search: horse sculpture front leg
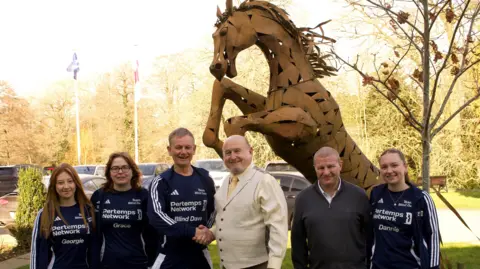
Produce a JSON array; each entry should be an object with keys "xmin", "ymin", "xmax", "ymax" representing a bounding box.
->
[
  {"xmin": 203, "ymin": 78, "xmax": 267, "ymax": 156},
  {"xmin": 223, "ymin": 107, "xmax": 317, "ymax": 141}
]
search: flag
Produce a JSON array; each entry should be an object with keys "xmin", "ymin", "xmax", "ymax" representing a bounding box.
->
[
  {"xmin": 134, "ymin": 60, "xmax": 139, "ymax": 84},
  {"xmin": 66, "ymin": 53, "xmax": 80, "ymax": 80}
]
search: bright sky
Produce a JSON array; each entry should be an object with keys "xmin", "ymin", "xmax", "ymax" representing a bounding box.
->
[{"xmin": 0, "ymin": 0, "xmax": 347, "ymax": 97}]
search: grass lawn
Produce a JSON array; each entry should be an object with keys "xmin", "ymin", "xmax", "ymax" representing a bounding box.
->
[
  {"xmin": 16, "ymin": 242, "xmax": 480, "ymax": 269},
  {"xmin": 428, "ymin": 190, "xmax": 480, "ymax": 210}
]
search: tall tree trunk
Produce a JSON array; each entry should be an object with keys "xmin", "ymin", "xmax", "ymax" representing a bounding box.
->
[
  {"xmin": 422, "ymin": 132, "xmax": 431, "ymax": 191},
  {"xmin": 422, "ymin": 0, "xmax": 431, "ymax": 191}
]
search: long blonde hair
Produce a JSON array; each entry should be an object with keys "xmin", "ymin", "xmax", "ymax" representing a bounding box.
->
[{"xmin": 39, "ymin": 163, "xmax": 96, "ymax": 238}]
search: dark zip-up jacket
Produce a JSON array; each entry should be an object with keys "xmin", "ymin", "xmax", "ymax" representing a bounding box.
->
[
  {"xmin": 91, "ymin": 188, "xmax": 157, "ymax": 269},
  {"xmin": 367, "ymin": 183, "xmax": 440, "ymax": 269},
  {"xmin": 31, "ymin": 204, "xmax": 97, "ymax": 269},
  {"xmin": 147, "ymin": 166, "xmax": 215, "ymax": 269}
]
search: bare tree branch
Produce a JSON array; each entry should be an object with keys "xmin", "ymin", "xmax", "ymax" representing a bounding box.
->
[
  {"xmin": 370, "ymin": 83, "xmax": 423, "ymax": 132},
  {"xmin": 409, "ymin": 74, "xmax": 424, "ymax": 89},
  {"xmin": 428, "ymin": 0, "xmax": 474, "ymax": 120},
  {"xmin": 429, "ymin": 0, "xmax": 452, "ymax": 31},
  {"xmin": 431, "ymin": 2, "xmax": 480, "ymax": 128},
  {"xmin": 366, "ymin": 0, "xmax": 424, "ymax": 36},
  {"xmin": 334, "ymin": 52, "xmax": 423, "ymax": 130},
  {"xmin": 432, "ymin": 92, "xmax": 480, "ymax": 137}
]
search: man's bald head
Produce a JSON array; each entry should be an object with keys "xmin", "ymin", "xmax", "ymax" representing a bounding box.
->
[
  {"xmin": 223, "ymin": 135, "xmax": 251, "ymax": 149},
  {"xmin": 313, "ymin": 147, "xmax": 341, "ymax": 162},
  {"xmin": 222, "ymin": 135, "xmax": 253, "ymax": 175}
]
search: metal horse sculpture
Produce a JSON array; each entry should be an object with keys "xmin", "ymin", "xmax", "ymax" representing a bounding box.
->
[{"xmin": 203, "ymin": 0, "xmax": 379, "ymax": 189}]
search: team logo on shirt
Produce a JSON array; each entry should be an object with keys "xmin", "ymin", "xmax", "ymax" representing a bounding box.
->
[
  {"xmin": 378, "ymin": 198, "xmax": 384, "ymax": 204},
  {"xmin": 54, "ymin": 216, "xmax": 62, "ymax": 222},
  {"xmin": 195, "ymin": 188, "xmax": 207, "ymax": 195},
  {"xmin": 201, "ymin": 200, "xmax": 207, "ymax": 212},
  {"xmin": 397, "ymin": 200, "xmax": 412, "ymax": 208},
  {"xmin": 52, "ymin": 224, "xmax": 86, "ymax": 236},
  {"xmin": 128, "ymin": 198, "xmax": 142, "ymax": 205},
  {"xmin": 105, "ymin": 199, "xmax": 111, "ymax": 204},
  {"xmin": 170, "ymin": 201, "xmax": 201, "ymax": 212},
  {"xmin": 102, "ymin": 209, "xmax": 136, "ymax": 220},
  {"xmin": 171, "ymin": 190, "xmax": 180, "ymax": 195}
]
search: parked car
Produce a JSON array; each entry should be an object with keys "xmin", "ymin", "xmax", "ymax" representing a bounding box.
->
[
  {"xmin": 0, "ymin": 164, "xmax": 42, "ymax": 197},
  {"xmin": 74, "ymin": 165, "xmax": 106, "ymax": 176},
  {"xmin": 138, "ymin": 163, "xmax": 170, "ymax": 190},
  {"xmin": 0, "ymin": 175, "xmax": 106, "ymax": 225},
  {"xmin": 193, "ymin": 159, "xmax": 229, "ymax": 189},
  {"xmin": 269, "ymin": 172, "xmax": 311, "ymax": 229},
  {"xmin": 264, "ymin": 161, "xmax": 303, "ymax": 177},
  {"xmin": 0, "ymin": 166, "xmax": 19, "ymax": 197}
]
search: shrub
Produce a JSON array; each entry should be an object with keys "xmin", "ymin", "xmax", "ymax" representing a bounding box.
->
[{"xmin": 8, "ymin": 167, "xmax": 46, "ymax": 250}]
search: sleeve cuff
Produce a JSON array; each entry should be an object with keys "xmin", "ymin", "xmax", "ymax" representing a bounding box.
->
[
  {"xmin": 187, "ymin": 226, "xmax": 196, "ymax": 238},
  {"xmin": 267, "ymin": 257, "xmax": 283, "ymax": 269},
  {"xmin": 209, "ymin": 225, "xmax": 216, "ymax": 238}
]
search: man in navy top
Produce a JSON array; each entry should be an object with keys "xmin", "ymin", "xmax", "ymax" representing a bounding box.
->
[{"xmin": 148, "ymin": 128, "xmax": 216, "ymax": 269}]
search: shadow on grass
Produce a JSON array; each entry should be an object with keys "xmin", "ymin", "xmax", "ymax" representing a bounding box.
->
[
  {"xmin": 208, "ymin": 245, "xmax": 293, "ymax": 269},
  {"xmin": 457, "ymin": 190, "xmax": 480, "ymax": 199},
  {"xmin": 209, "ymin": 244, "xmax": 480, "ymax": 269},
  {"xmin": 442, "ymin": 244, "xmax": 480, "ymax": 269},
  {"xmin": 15, "ymin": 244, "xmax": 480, "ymax": 269}
]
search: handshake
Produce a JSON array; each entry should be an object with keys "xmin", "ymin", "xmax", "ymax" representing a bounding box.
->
[{"xmin": 192, "ymin": 224, "xmax": 215, "ymax": 245}]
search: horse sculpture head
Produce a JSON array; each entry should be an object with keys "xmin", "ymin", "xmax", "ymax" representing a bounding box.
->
[{"xmin": 210, "ymin": 0, "xmax": 258, "ymax": 81}]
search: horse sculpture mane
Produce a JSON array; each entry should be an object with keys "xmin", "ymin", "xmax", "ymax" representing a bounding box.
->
[
  {"xmin": 204, "ymin": 0, "xmax": 381, "ymax": 190},
  {"xmin": 215, "ymin": 1, "xmax": 337, "ymax": 79}
]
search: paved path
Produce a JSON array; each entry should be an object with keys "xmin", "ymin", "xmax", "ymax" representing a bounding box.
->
[
  {"xmin": 437, "ymin": 209, "xmax": 480, "ymax": 244},
  {"xmin": 0, "ymin": 253, "xmax": 28, "ymax": 269}
]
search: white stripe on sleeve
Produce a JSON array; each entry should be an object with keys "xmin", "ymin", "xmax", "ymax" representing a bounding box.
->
[
  {"xmin": 30, "ymin": 209, "xmax": 43, "ymax": 269},
  {"xmin": 423, "ymin": 191, "xmax": 440, "ymax": 267},
  {"xmin": 150, "ymin": 176, "xmax": 176, "ymax": 225}
]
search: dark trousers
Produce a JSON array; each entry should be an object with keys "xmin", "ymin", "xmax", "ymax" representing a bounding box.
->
[{"xmin": 223, "ymin": 261, "xmax": 268, "ymax": 269}]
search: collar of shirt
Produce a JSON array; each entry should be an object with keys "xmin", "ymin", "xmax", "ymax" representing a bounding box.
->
[
  {"xmin": 317, "ymin": 179, "xmax": 342, "ymax": 202},
  {"xmin": 230, "ymin": 162, "xmax": 254, "ymax": 183}
]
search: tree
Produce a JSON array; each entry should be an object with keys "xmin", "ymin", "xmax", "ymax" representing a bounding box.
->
[
  {"xmin": 9, "ymin": 167, "xmax": 46, "ymax": 249},
  {"xmin": 335, "ymin": 0, "xmax": 480, "ymax": 190},
  {"xmin": 0, "ymin": 81, "xmax": 43, "ymax": 165},
  {"xmin": 37, "ymin": 81, "xmax": 75, "ymax": 164}
]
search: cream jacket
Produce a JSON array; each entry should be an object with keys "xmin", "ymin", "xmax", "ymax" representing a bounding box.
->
[{"xmin": 213, "ymin": 163, "xmax": 288, "ymax": 269}]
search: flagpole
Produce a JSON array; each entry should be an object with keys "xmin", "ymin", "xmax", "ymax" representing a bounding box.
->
[
  {"xmin": 134, "ymin": 81, "xmax": 139, "ymax": 163},
  {"xmin": 74, "ymin": 79, "xmax": 82, "ymax": 165},
  {"xmin": 133, "ymin": 44, "xmax": 139, "ymax": 163}
]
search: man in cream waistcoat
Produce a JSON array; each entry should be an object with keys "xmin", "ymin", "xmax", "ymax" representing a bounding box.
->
[{"xmin": 212, "ymin": 135, "xmax": 288, "ymax": 269}]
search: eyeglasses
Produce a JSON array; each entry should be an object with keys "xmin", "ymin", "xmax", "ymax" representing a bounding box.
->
[{"xmin": 111, "ymin": 166, "xmax": 131, "ymax": 173}]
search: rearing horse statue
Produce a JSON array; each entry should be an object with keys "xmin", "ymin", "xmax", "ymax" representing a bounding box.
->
[{"xmin": 202, "ymin": 0, "xmax": 379, "ymax": 189}]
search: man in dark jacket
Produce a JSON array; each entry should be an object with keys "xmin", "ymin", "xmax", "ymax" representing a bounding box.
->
[
  {"xmin": 147, "ymin": 128, "xmax": 216, "ymax": 269},
  {"xmin": 291, "ymin": 146, "xmax": 370, "ymax": 269}
]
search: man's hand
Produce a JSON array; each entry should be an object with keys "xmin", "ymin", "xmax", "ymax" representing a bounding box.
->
[{"xmin": 192, "ymin": 224, "xmax": 215, "ymax": 245}]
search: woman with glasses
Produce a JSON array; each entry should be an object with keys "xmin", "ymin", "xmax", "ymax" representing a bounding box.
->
[
  {"xmin": 91, "ymin": 152, "xmax": 156, "ymax": 269},
  {"xmin": 31, "ymin": 163, "xmax": 98, "ymax": 269}
]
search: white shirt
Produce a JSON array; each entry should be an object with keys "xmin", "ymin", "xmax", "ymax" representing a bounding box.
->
[{"xmin": 317, "ymin": 179, "xmax": 342, "ymax": 204}]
